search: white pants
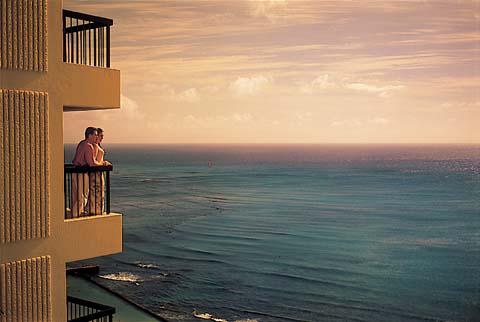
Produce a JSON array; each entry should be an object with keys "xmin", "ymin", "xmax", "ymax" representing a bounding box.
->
[{"xmin": 70, "ymin": 173, "xmax": 89, "ymax": 218}]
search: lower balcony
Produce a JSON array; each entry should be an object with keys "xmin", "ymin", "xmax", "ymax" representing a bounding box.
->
[
  {"xmin": 67, "ymin": 296, "xmax": 115, "ymax": 322},
  {"xmin": 63, "ymin": 163, "xmax": 122, "ymax": 261},
  {"xmin": 67, "ymin": 274, "xmax": 160, "ymax": 322}
]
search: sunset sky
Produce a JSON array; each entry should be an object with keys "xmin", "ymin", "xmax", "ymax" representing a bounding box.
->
[{"xmin": 63, "ymin": 0, "xmax": 480, "ymax": 144}]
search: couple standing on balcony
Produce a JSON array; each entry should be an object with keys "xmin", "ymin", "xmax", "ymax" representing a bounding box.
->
[{"xmin": 71, "ymin": 127, "xmax": 111, "ymax": 217}]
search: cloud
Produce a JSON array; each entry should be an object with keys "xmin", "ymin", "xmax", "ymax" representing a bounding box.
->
[
  {"xmin": 368, "ymin": 117, "xmax": 390, "ymax": 125},
  {"xmin": 201, "ymin": 85, "xmax": 221, "ymax": 94},
  {"xmin": 344, "ymin": 83, "xmax": 405, "ymax": 97},
  {"xmin": 330, "ymin": 119, "xmax": 363, "ymax": 127},
  {"xmin": 144, "ymin": 83, "xmax": 176, "ymax": 97},
  {"xmin": 177, "ymin": 88, "xmax": 199, "ymax": 103},
  {"xmin": 118, "ymin": 94, "xmax": 145, "ymax": 120},
  {"xmin": 439, "ymin": 100, "xmax": 480, "ymax": 111},
  {"xmin": 330, "ymin": 117, "xmax": 391, "ymax": 127},
  {"xmin": 300, "ymin": 74, "xmax": 336, "ymax": 93},
  {"xmin": 183, "ymin": 113, "xmax": 254, "ymax": 128},
  {"xmin": 312, "ymin": 75, "xmax": 336, "ymax": 89},
  {"xmin": 233, "ymin": 113, "xmax": 253, "ymax": 123},
  {"xmin": 295, "ymin": 111, "xmax": 313, "ymax": 122},
  {"xmin": 83, "ymin": 94, "xmax": 144, "ymax": 122},
  {"xmin": 250, "ymin": 0, "xmax": 288, "ymax": 20},
  {"xmin": 300, "ymin": 76, "xmax": 403, "ymax": 98},
  {"xmin": 143, "ymin": 83, "xmax": 200, "ymax": 103},
  {"xmin": 229, "ymin": 75, "xmax": 272, "ymax": 97}
]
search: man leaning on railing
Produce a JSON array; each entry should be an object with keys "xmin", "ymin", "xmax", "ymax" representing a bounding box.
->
[{"xmin": 71, "ymin": 127, "xmax": 111, "ymax": 217}]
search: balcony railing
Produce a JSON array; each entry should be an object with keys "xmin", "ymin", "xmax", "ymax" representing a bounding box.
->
[
  {"xmin": 64, "ymin": 164, "xmax": 112, "ymax": 219},
  {"xmin": 67, "ymin": 296, "xmax": 115, "ymax": 322},
  {"xmin": 63, "ymin": 10, "xmax": 113, "ymax": 67}
]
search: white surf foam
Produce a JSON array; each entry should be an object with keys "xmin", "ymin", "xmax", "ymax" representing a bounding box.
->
[
  {"xmin": 193, "ymin": 311, "xmax": 228, "ymax": 322},
  {"xmin": 99, "ymin": 272, "xmax": 143, "ymax": 283},
  {"xmin": 136, "ymin": 263, "xmax": 161, "ymax": 269}
]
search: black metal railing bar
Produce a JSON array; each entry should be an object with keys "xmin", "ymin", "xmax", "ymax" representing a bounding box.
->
[
  {"xmin": 67, "ymin": 296, "xmax": 115, "ymax": 322},
  {"xmin": 64, "ymin": 164, "xmax": 112, "ymax": 219},
  {"xmin": 63, "ymin": 9, "xmax": 113, "ymax": 67}
]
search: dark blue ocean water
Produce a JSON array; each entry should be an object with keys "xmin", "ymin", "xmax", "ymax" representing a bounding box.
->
[{"xmin": 65, "ymin": 144, "xmax": 480, "ymax": 322}]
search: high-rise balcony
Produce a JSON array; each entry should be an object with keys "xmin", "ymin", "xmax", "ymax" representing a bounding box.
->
[
  {"xmin": 63, "ymin": 10, "xmax": 113, "ymax": 68},
  {"xmin": 60, "ymin": 9, "xmax": 120, "ymax": 111}
]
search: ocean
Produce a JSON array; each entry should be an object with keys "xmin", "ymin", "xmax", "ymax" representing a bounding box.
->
[{"xmin": 64, "ymin": 144, "xmax": 480, "ymax": 322}]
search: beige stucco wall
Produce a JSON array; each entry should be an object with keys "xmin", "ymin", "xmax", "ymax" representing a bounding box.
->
[{"xmin": 0, "ymin": 1, "xmax": 122, "ymax": 321}]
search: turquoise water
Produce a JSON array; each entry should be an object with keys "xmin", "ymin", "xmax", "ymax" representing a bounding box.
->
[{"xmin": 66, "ymin": 144, "xmax": 480, "ymax": 322}]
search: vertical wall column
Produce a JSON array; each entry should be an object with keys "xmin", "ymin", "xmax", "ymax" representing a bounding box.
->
[
  {"xmin": 0, "ymin": 0, "xmax": 48, "ymax": 71},
  {"xmin": 0, "ymin": 90, "xmax": 50, "ymax": 244}
]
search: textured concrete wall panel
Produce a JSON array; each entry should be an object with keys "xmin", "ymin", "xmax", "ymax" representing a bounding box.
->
[
  {"xmin": 0, "ymin": 90, "xmax": 49, "ymax": 243},
  {"xmin": 0, "ymin": 256, "xmax": 51, "ymax": 322},
  {"xmin": 0, "ymin": 0, "xmax": 48, "ymax": 71}
]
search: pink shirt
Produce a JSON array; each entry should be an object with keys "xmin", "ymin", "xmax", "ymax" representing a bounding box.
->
[{"xmin": 72, "ymin": 140, "xmax": 96, "ymax": 166}]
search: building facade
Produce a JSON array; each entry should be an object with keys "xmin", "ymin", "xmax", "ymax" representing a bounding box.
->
[{"xmin": 0, "ymin": 0, "xmax": 122, "ymax": 321}]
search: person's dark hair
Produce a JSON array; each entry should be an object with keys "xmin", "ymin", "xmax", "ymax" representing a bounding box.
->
[{"xmin": 85, "ymin": 127, "xmax": 98, "ymax": 139}]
